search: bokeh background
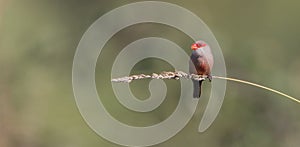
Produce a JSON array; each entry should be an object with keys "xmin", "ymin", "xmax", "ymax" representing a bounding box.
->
[{"xmin": 1, "ymin": 0, "xmax": 300, "ymax": 147}]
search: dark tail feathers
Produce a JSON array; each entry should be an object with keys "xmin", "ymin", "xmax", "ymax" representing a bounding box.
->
[{"xmin": 192, "ymin": 80, "xmax": 203, "ymax": 98}]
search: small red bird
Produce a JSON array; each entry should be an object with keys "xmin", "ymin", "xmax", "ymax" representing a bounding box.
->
[{"xmin": 189, "ymin": 40, "xmax": 214, "ymax": 98}]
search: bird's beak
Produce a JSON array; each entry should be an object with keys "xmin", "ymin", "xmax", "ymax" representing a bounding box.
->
[{"xmin": 191, "ymin": 43, "xmax": 198, "ymax": 50}]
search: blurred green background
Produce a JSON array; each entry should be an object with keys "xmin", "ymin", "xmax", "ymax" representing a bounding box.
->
[{"xmin": 1, "ymin": 0, "xmax": 300, "ymax": 147}]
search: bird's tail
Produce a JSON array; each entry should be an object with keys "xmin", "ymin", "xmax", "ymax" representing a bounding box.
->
[{"xmin": 193, "ymin": 80, "xmax": 203, "ymax": 98}]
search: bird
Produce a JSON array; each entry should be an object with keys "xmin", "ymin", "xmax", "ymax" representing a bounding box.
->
[{"xmin": 189, "ymin": 40, "xmax": 214, "ymax": 98}]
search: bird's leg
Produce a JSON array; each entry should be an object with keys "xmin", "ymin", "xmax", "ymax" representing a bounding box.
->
[{"xmin": 208, "ymin": 74, "xmax": 212, "ymax": 82}]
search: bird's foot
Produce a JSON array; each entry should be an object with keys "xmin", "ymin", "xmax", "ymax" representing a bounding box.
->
[{"xmin": 208, "ymin": 75, "xmax": 212, "ymax": 82}]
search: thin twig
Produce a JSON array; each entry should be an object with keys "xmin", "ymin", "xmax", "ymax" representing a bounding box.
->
[
  {"xmin": 111, "ymin": 71, "xmax": 207, "ymax": 83},
  {"xmin": 213, "ymin": 76, "xmax": 300, "ymax": 104},
  {"xmin": 111, "ymin": 71, "xmax": 300, "ymax": 105}
]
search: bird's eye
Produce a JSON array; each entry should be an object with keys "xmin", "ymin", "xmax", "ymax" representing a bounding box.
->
[{"xmin": 199, "ymin": 43, "xmax": 206, "ymax": 47}]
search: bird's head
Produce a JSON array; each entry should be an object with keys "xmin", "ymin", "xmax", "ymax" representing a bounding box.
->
[{"xmin": 191, "ymin": 40, "xmax": 207, "ymax": 51}]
